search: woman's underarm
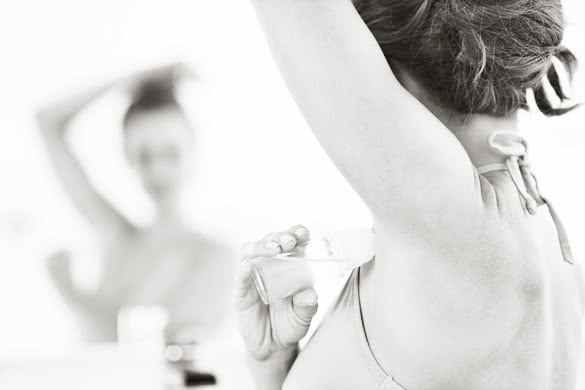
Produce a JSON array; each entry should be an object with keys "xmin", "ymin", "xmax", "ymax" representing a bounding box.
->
[{"xmin": 249, "ymin": 0, "xmax": 483, "ymax": 231}]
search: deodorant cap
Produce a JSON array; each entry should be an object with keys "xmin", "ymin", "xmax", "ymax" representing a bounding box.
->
[{"xmin": 324, "ymin": 227, "xmax": 375, "ymax": 272}]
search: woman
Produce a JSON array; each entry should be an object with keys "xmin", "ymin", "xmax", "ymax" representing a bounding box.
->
[
  {"xmin": 237, "ymin": 1, "xmax": 585, "ymax": 389},
  {"xmin": 37, "ymin": 64, "xmax": 234, "ymax": 343}
]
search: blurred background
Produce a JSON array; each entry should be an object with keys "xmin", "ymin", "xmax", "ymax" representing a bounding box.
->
[{"xmin": 0, "ymin": 0, "xmax": 583, "ymax": 388}]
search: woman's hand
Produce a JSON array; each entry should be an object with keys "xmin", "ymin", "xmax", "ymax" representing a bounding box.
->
[
  {"xmin": 45, "ymin": 250, "xmax": 75, "ymax": 295},
  {"xmin": 236, "ymin": 225, "xmax": 319, "ymax": 362}
]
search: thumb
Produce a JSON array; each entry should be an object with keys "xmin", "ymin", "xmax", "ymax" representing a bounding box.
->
[
  {"xmin": 235, "ymin": 261, "xmax": 260, "ymax": 310},
  {"xmin": 291, "ymin": 289, "xmax": 319, "ymax": 324}
]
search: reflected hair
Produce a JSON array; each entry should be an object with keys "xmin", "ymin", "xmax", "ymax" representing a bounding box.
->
[
  {"xmin": 353, "ymin": 0, "xmax": 578, "ymax": 116},
  {"xmin": 123, "ymin": 76, "xmax": 183, "ymax": 128}
]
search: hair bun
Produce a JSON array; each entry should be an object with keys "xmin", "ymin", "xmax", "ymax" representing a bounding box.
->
[
  {"xmin": 123, "ymin": 73, "xmax": 183, "ymax": 127},
  {"xmin": 132, "ymin": 75, "xmax": 178, "ymax": 109},
  {"xmin": 354, "ymin": 0, "xmax": 577, "ymax": 116}
]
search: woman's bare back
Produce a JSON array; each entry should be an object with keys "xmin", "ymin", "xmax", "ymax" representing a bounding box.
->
[{"xmin": 361, "ymin": 171, "xmax": 585, "ymax": 389}]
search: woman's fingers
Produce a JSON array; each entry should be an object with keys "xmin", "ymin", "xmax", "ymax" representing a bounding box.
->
[
  {"xmin": 237, "ymin": 225, "xmax": 312, "ymax": 310},
  {"xmin": 263, "ymin": 225, "xmax": 310, "ymax": 252},
  {"xmin": 240, "ymin": 239, "xmax": 282, "ymax": 261},
  {"xmin": 244, "ymin": 225, "xmax": 309, "ymax": 258},
  {"xmin": 238, "ymin": 235, "xmax": 288, "ymax": 310},
  {"xmin": 235, "ymin": 261, "xmax": 261, "ymax": 310},
  {"xmin": 288, "ymin": 225, "xmax": 310, "ymax": 244},
  {"xmin": 264, "ymin": 231, "xmax": 297, "ymax": 252},
  {"xmin": 291, "ymin": 288, "xmax": 319, "ymax": 324}
]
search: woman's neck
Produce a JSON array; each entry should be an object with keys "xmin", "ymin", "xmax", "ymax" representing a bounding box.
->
[
  {"xmin": 153, "ymin": 192, "xmax": 186, "ymax": 228},
  {"xmin": 396, "ymin": 66, "xmax": 522, "ymax": 167},
  {"xmin": 447, "ymin": 112, "xmax": 521, "ymax": 167}
]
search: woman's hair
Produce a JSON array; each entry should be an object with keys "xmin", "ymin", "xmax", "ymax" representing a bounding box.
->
[
  {"xmin": 123, "ymin": 75, "xmax": 183, "ymax": 128},
  {"xmin": 353, "ymin": 0, "xmax": 577, "ymax": 116}
]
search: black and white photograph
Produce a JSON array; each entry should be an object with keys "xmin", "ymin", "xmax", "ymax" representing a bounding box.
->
[{"xmin": 1, "ymin": 0, "xmax": 584, "ymax": 389}]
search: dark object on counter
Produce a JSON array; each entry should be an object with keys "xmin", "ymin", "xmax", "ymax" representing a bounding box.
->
[{"xmin": 184, "ymin": 371, "xmax": 217, "ymax": 387}]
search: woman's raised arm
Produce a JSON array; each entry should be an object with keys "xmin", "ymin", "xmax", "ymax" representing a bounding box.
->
[
  {"xmin": 36, "ymin": 64, "xmax": 190, "ymax": 246},
  {"xmin": 36, "ymin": 81, "xmax": 134, "ymax": 246},
  {"xmin": 250, "ymin": 0, "xmax": 484, "ymax": 234}
]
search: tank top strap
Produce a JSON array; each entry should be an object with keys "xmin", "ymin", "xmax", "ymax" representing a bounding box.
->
[
  {"xmin": 477, "ymin": 131, "xmax": 575, "ymax": 265},
  {"xmin": 351, "ymin": 269, "xmax": 409, "ymax": 390}
]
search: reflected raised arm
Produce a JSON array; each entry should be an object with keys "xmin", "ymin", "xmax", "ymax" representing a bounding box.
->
[
  {"xmin": 35, "ymin": 63, "xmax": 192, "ymax": 246},
  {"xmin": 36, "ymin": 79, "xmax": 134, "ymax": 247}
]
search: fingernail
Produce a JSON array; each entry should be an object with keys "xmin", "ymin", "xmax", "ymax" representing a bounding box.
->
[
  {"xmin": 295, "ymin": 228, "xmax": 309, "ymax": 238},
  {"xmin": 301, "ymin": 291, "xmax": 318, "ymax": 307},
  {"xmin": 280, "ymin": 234, "xmax": 295, "ymax": 247},
  {"xmin": 303, "ymin": 297, "xmax": 318, "ymax": 307},
  {"xmin": 265, "ymin": 241, "xmax": 280, "ymax": 250}
]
